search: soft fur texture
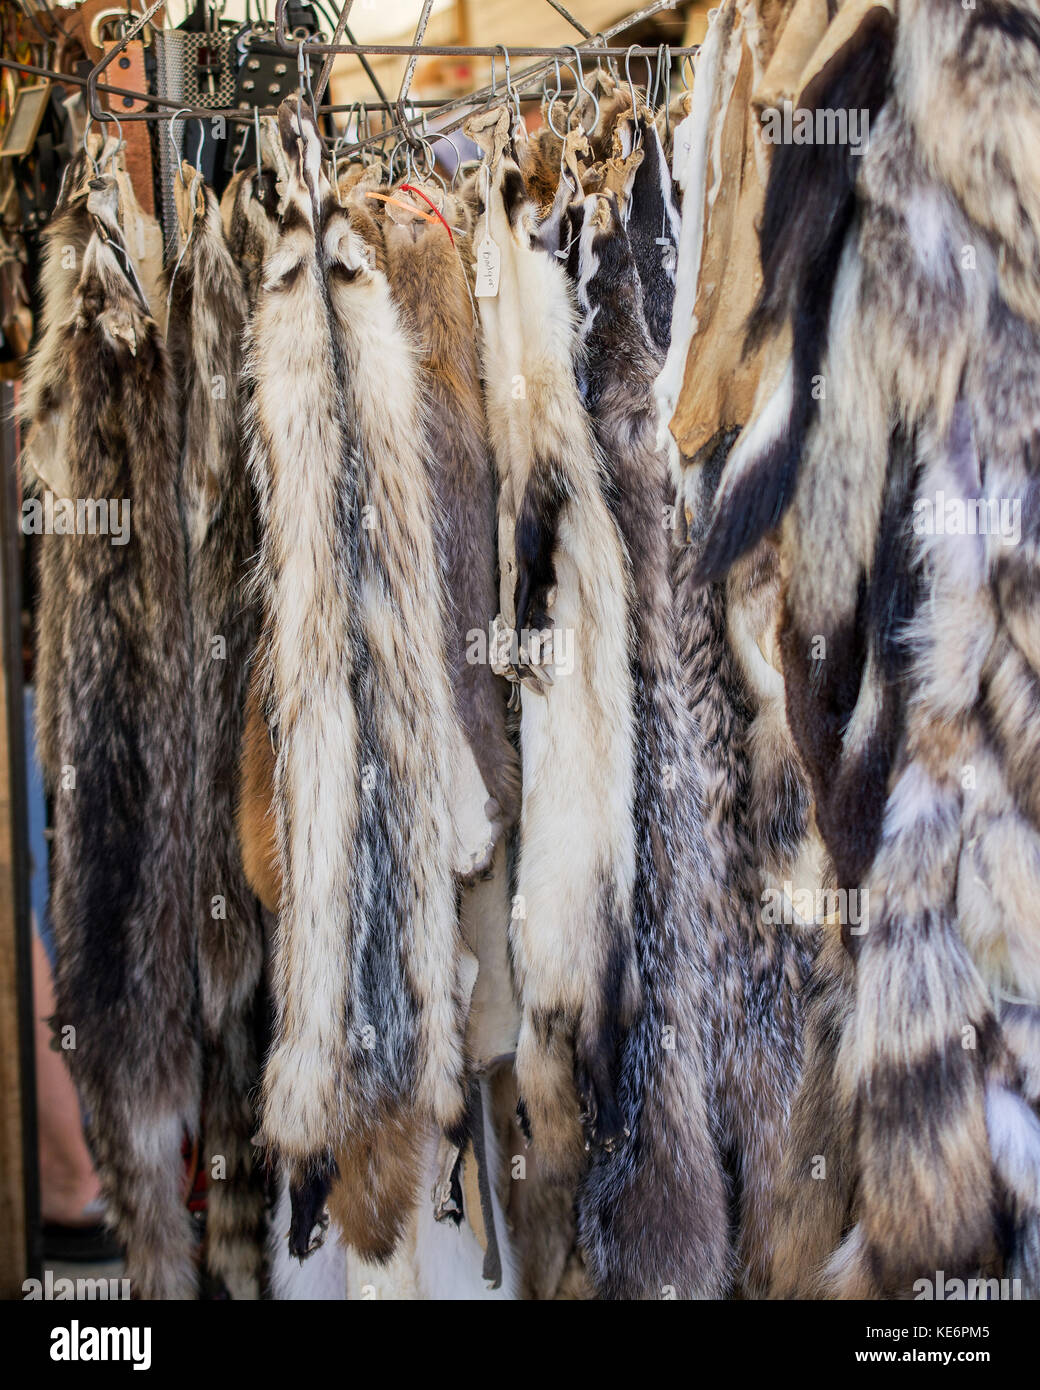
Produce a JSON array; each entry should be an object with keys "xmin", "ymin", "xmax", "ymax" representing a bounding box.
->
[
  {"xmin": 470, "ymin": 133, "xmax": 639, "ymax": 1181},
  {"xmin": 36, "ymin": 177, "xmax": 198, "ymax": 1299},
  {"xmin": 166, "ymin": 184, "xmax": 267, "ymax": 1298},
  {"xmin": 566, "ymin": 192, "xmax": 730, "ymax": 1299},
  {"xmin": 247, "ymin": 99, "xmax": 466, "ymax": 1262},
  {"xmin": 674, "ymin": 512, "xmax": 816, "ymax": 1296},
  {"xmin": 380, "ymin": 191, "xmax": 520, "ymax": 835},
  {"xmin": 704, "ymin": 0, "xmax": 1040, "ymax": 1297},
  {"xmin": 694, "ymin": 4, "xmax": 897, "ymax": 585}
]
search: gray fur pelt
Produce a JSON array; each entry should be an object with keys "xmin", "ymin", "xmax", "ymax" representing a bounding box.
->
[
  {"xmin": 31, "ymin": 176, "xmax": 198, "ymax": 1298},
  {"xmin": 565, "ymin": 191, "xmax": 729, "ymax": 1299},
  {"xmin": 471, "ymin": 139, "xmax": 639, "ymax": 1181},
  {"xmin": 246, "ymin": 98, "xmax": 466, "ymax": 1263},
  {"xmin": 21, "ymin": 163, "xmax": 94, "ymax": 787},
  {"xmin": 165, "ymin": 182, "xmax": 266, "ymax": 1299},
  {"xmin": 673, "ymin": 517, "xmax": 816, "ymax": 1297}
]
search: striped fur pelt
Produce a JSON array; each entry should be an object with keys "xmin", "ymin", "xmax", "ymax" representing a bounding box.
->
[
  {"xmin": 246, "ymin": 98, "xmax": 466, "ymax": 1263},
  {"xmin": 469, "ymin": 135, "xmax": 639, "ymax": 1183},
  {"xmin": 165, "ymin": 179, "xmax": 267, "ymax": 1299},
  {"xmin": 565, "ymin": 191, "xmax": 729, "ymax": 1299},
  {"xmin": 31, "ymin": 176, "xmax": 198, "ymax": 1298}
]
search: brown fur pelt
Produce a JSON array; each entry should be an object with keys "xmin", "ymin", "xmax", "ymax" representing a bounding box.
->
[
  {"xmin": 380, "ymin": 190, "xmax": 520, "ymax": 834},
  {"xmin": 246, "ymin": 98, "xmax": 466, "ymax": 1262},
  {"xmin": 166, "ymin": 182, "xmax": 267, "ymax": 1298},
  {"xmin": 565, "ymin": 191, "xmax": 730, "ymax": 1299},
  {"xmin": 37, "ymin": 177, "xmax": 198, "ymax": 1298},
  {"xmin": 469, "ymin": 133, "xmax": 639, "ymax": 1182}
]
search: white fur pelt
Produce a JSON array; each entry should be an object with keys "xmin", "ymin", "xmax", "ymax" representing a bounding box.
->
[
  {"xmin": 470, "ymin": 137, "xmax": 638, "ymax": 1182},
  {"xmin": 246, "ymin": 96, "xmax": 466, "ymax": 1264}
]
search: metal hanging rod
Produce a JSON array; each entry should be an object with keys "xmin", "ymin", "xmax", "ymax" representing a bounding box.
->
[{"xmin": 4, "ymin": 0, "xmax": 694, "ymax": 130}]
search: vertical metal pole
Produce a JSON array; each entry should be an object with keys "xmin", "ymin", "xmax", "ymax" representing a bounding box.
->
[{"xmin": 0, "ymin": 382, "xmax": 40, "ymax": 1290}]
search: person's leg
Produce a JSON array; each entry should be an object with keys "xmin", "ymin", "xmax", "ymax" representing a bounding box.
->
[{"xmin": 32, "ymin": 929, "xmax": 102, "ymax": 1225}]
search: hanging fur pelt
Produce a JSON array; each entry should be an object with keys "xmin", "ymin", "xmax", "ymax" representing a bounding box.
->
[
  {"xmin": 611, "ymin": 112, "xmax": 681, "ymax": 356},
  {"xmin": 565, "ymin": 191, "xmax": 729, "ymax": 1299},
  {"xmin": 673, "ymin": 516, "xmax": 816, "ymax": 1295},
  {"xmin": 36, "ymin": 176, "xmax": 198, "ymax": 1298},
  {"xmin": 247, "ymin": 98, "xmax": 466, "ymax": 1262},
  {"xmin": 166, "ymin": 177, "xmax": 266, "ymax": 1299},
  {"xmin": 380, "ymin": 190, "xmax": 520, "ymax": 837},
  {"xmin": 221, "ymin": 165, "xmax": 282, "ymax": 307},
  {"xmin": 21, "ymin": 160, "xmax": 94, "ymax": 786},
  {"xmin": 468, "ymin": 121, "xmax": 639, "ymax": 1182}
]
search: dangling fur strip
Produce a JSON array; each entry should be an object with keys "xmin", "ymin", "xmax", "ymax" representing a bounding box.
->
[
  {"xmin": 566, "ymin": 191, "xmax": 730, "ymax": 1299},
  {"xmin": 469, "ymin": 127, "xmax": 639, "ymax": 1180},
  {"xmin": 165, "ymin": 178, "xmax": 266, "ymax": 1299},
  {"xmin": 247, "ymin": 99, "xmax": 465, "ymax": 1261},
  {"xmin": 40, "ymin": 177, "xmax": 197, "ymax": 1298},
  {"xmin": 380, "ymin": 190, "xmax": 520, "ymax": 837}
]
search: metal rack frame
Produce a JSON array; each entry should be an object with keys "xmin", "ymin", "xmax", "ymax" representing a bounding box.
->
[{"xmin": 1, "ymin": 0, "xmax": 695, "ymax": 131}]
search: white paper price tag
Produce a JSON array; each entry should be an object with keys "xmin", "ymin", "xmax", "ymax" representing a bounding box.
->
[
  {"xmin": 671, "ymin": 111, "xmax": 695, "ymax": 183},
  {"xmin": 475, "ymin": 233, "xmax": 501, "ymax": 297}
]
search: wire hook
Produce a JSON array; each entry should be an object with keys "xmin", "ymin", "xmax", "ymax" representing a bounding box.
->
[
  {"xmin": 169, "ymin": 108, "xmax": 191, "ymax": 186},
  {"xmin": 565, "ymin": 44, "xmax": 598, "ymax": 137}
]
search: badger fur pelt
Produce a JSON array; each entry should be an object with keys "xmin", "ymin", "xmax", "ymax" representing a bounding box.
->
[
  {"xmin": 468, "ymin": 127, "xmax": 639, "ymax": 1182},
  {"xmin": 165, "ymin": 177, "xmax": 266, "ymax": 1299},
  {"xmin": 565, "ymin": 191, "xmax": 729, "ymax": 1299},
  {"xmin": 30, "ymin": 175, "xmax": 198, "ymax": 1299},
  {"xmin": 611, "ymin": 111, "xmax": 681, "ymax": 356},
  {"xmin": 247, "ymin": 98, "xmax": 466, "ymax": 1262}
]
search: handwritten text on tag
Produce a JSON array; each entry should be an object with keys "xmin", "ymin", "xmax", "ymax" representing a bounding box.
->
[{"xmin": 475, "ymin": 234, "xmax": 501, "ymax": 297}]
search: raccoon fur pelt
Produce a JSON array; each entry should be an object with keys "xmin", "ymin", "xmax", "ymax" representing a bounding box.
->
[
  {"xmin": 673, "ymin": 518, "xmax": 816, "ymax": 1296},
  {"xmin": 469, "ymin": 125, "xmax": 639, "ymax": 1181},
  {"xmin": 380, "ymin": 190, "xmax": 520, "ymax": 835},
  {"xmin": 32, "ymin": 176, "xmax": 198, "ymax": 1299},
  {"xmin": 21, "ymin": 162, "xmax": 94, "ymax": 787},
  {"xmin": 565, "ymin": 191, "xmax": 729, "ymax": 1299},
  {"xmin": 166, "ymin": 179, "xmax": 266, "ymax": 1299},
  {"xmin": 247, "ymin": 98, "xmax": 466, "ymax": 1262}
]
